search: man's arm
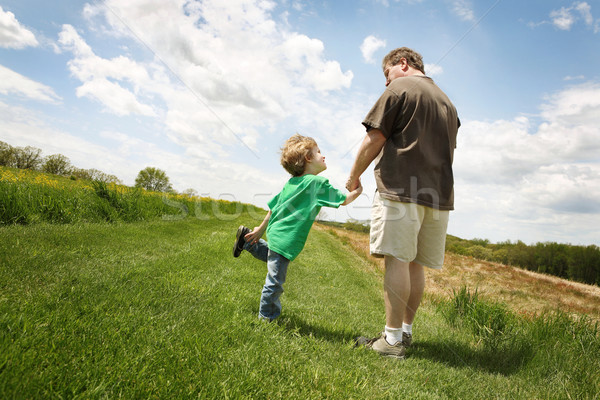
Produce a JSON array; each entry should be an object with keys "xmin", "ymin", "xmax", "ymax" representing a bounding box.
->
[{"xmin": 346, "ymin": 129, "xmax": 387, "ymax": 191}]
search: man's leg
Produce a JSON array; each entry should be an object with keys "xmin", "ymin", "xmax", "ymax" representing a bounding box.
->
[
  {"xmin": 404, "ymin": 261, "xmax": 425, "ymax": 325},
  {"xmin": 384, "ymin": 255, "xmax": 411, "ymax": 328}
]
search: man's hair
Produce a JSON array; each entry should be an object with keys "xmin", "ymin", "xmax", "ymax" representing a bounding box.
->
[
  {"xmin": 280, "ymin": 134, "xmax": 317, "ymax": 176},
  {"xmin": 382, "ymin": 47, "xmax": 425, "ymax": 74}
]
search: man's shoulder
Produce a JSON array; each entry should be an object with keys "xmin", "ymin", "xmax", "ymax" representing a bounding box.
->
[{"xmin": 388, "ymin": 75, "xmax": 432, "ymax": 91}]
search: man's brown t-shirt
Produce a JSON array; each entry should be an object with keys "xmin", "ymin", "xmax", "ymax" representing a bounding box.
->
[{"xmin": 362, "ymin": 75, "xmax": 459, "ymax": 210}]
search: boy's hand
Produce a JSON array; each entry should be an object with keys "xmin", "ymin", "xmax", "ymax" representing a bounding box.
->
[
  {"xmin": 244, "ymin": 227, "xmax": 264, "ymax": 245},
  {"xmin": 341, "ymin": 178, "xmax": 363, "ymax": 206},
  {"xmin": 355, "ymin": 180, "xmax": 363, "ymax": 195}
]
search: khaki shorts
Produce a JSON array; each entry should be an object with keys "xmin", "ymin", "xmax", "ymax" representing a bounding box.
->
[{"xmin": 370, "ymin": 191, "xmax": 449, "ymax": 269}]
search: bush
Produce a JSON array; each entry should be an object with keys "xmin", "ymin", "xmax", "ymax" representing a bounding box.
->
[{"xmin": 443, "ymin": 286, "xmax": 514, "ymax": 350}]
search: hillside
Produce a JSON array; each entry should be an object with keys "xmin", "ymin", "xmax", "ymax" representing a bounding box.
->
[
  {"xmin": 317, "ymin": 223, "xmax": 600, "ymax": 322},
  {"xmin": 1, "ymin": 217, "xmax": 599, "ymax": 398}
]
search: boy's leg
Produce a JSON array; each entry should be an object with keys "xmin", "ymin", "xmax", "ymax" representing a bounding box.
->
[
  {"xmin": 258, "ymin": 250, "xmax": 290, "ymax": 320},
  {"xmin": 244, "ymin": 239, "xmax": 269, "ymax": 263}
]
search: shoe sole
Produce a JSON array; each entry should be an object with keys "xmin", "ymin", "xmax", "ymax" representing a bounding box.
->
[
  {"xmin": 381, "ymin": 353, "xmax": 405, "ymax": 359},
  {"xmin": 233, "ymin": 226, "xmax": 247, "ymax": 257}
]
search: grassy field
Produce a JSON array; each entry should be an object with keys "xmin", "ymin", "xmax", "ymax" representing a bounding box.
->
[
  {"xmin": 1, "ymin": 214, "xmax": 599, "ymax": 399},
  {"xmin": 0, "ymin": 166, "xmax": 261, "ymax": 224}
]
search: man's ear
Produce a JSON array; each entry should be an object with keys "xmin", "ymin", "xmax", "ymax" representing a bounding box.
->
[{"xmin": 399, "ymin": 57, "xmax": 409, "ymax": 71}]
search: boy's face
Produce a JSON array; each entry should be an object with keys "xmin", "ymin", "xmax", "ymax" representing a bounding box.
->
[{"xmin": 307, "ymin": 146, "xmax": 327, "ymax": 174}]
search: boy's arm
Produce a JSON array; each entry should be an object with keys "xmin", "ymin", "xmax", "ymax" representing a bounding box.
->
[
  {"xmin": 245, "ymin": 210, "xmax": 271, "ymax": 245},
  {"xmin": 341, "ymin": 180, "xmax": 363, "ymax": 206}
]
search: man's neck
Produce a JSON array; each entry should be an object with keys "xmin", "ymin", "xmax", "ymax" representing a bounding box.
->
[{"xmin": 406, "ymin": 68, "xmax": 425, "ymax": 77}]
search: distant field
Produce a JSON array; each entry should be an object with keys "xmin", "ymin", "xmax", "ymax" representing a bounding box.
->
[{"xmin": 318, "ymin": 223, "xmax": 600, "ymax": 322}]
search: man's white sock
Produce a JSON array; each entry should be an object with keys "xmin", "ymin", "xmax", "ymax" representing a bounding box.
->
[
  {"xmin": 384, "ymin": 326, "xmax": 403, "ymax": 345},
  {"xmin": 402, "ymin": 322, "xmax": 413, "ymax": 335}
]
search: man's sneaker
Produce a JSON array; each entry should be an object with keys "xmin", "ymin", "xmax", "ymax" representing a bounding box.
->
[
  {"xmin": 402, "ymin": 332, "xmax": 412, "ymax": 347},
  {"xmin": 355, "ymin": 333, "xmax": 405, "ymax": 359},
  {"xmin": 371, "ymin": 334, "xmax": 406, "ymax": 358},
  {"xmin": 233, "ymin": 225, "xmax": 250, "ymax": 257},
  {"xmin": 354, "ymin": 334, "xmax": 379, "ymax": 347}
]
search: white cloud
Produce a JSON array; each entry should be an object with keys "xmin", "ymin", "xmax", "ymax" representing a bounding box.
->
[
  {"xmin": 575, "ymin": 2, "xmax": 593, "ymax": 25},
  {"xmin": 451, "ymin": 0, "xmax": 475, "ymax": 22},
  {"xmin": 550, "ymin": 1, "xmax": 596, "ymax": 31},
  {"xmin": 564, "ymin": 75, "xmax": 585, "ymax": 81},
  {"xmin": 0, "ymin": 6, "xmax": 38, "ymax": 49},
  {"xmin": 57, "ymin": 24, "xmax": 155, "ymax": 117},
  {"xmin": 452, "ymin": 82, "xmax": 600, "ymax": 244},
  {"xmin": 0, "ymin": 64, "xmax": 61, "ymax": 103},
  {"xmin": 0, "ymin": 100, "xmax": 285, "ymax": 208},
  {"xmin": 360, "ymin": 35, "xmax": 386, "ymax": 64},
  {"xmin": 76, "ymin": 78, "xmax": 155, "ymax": 116},
  {"xmin": 281, "ymin": 32, "xmax": 353, "ymax": 92},
  {"xmin": 75, "ymin": 0, "xmax": 354, "ymax": 155},
  {"xmin": 540, "ymin": 82, "xmax": 600, "ymax": 128},
  {"xmin": 551, "ymin": 7, "xmax": 577, "ymax": 30},
  {"xmin": 425, "ymin": 63, "xmax": 443, "ymax": 76}
]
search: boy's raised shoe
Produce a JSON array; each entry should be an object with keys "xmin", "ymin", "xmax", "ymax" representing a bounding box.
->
[
  {"xmin": 355, "ymin": 332, "xmax": 406, "ymax": 359},
  {"xmin": 233, "ymin": 225, "xmax": 250, "ymax": 257},
  {"xmin": 402, "ymin": 332, "xmax": 412, "ymax": 347}
]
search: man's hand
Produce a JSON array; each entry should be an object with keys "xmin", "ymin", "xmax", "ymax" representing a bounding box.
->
[{"xmin": 346, "ymin": 176, "xmax": 360, "ymax": 192}]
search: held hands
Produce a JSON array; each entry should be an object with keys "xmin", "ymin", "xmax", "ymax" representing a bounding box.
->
[
  {"xmin": 346, "ymin": 176, "xmax": 361, "ymax": 192},
  {"xmin": 341, "ymin": 178, "xmax": 363, "ymax": 206},
  {"xmin": 354, "ymin": 179, "xmax": 363, "ymax": 195}
]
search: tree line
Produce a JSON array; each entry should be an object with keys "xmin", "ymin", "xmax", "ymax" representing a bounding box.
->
[
  {"xmin": 0, "ymin": 140, "xmax": 192, "ymax": 194},
  {"xmin": 1, "ymin": 141, "xmax": 122, "ymax": 184},
  {"xmin": 445, "ymin": 236, "xmax": 600, "ymax": 287}
]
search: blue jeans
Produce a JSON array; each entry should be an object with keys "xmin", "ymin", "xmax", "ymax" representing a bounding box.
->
[{"xmin": 244, "ymin": 239, "xmax": 290, "ymax": 320}]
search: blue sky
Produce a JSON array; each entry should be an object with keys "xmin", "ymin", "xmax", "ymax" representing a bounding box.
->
[{"xmin": 1, "ymin": 0, "xmax": 599, "ymax": 246}]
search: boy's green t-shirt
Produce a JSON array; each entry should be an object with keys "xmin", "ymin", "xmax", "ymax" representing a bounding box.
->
[{"xmin": 266, "ymin": 174, "xmax": 347, "ymax": 261}]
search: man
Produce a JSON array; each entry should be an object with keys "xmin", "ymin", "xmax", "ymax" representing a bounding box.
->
[{"xmin": 347, "ymin": 47, "xmax": 459, "ymax": 358}]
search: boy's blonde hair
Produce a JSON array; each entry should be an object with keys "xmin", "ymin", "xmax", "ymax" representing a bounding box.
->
[{"xmin": 280, "ymin": 134, "xmax": 317, "ymax": 176}]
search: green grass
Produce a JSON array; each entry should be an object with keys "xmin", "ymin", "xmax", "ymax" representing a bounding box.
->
[{"xmin": 1, "ymin": 215, "xmax": 599, "ymax": 399}]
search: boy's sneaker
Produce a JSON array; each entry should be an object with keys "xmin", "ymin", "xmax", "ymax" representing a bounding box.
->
[
  {"xmin": 402, "ymin": 332, "xmax": 412, "ymax": 347},
  {"xmin": 233, "ymin": 225, "xmax": 250, "ymax": 257},
  {"xmin": 354, "ymin": 333, "xmax": 406, "ymax": 359}
]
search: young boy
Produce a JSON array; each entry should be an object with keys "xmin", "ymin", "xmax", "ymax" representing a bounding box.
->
[{"xmin": 233, "ymin": 134, "xmax": 363, "ymax": 321}]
